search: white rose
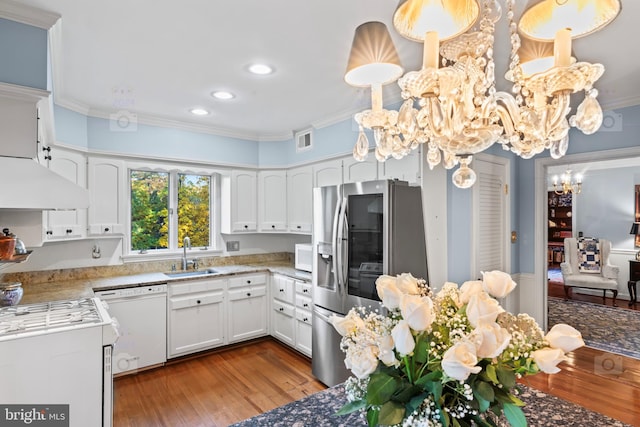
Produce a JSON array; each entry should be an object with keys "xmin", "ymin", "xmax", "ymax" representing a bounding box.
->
[
  {"xmin": 466, "ymin": 292, "xmax": 504, "ymax": 328},
  {"xmin": 330, "ymin": 312, "xmax": 364, "ymax": 337},
  {"xmin": 400, "ymin": 294, "xmax": 434, "ymax": 332},
  {"xmin": 376, "ymin": 275, "xmax": 403, "ymax": 309},
  {"xmin": 532, "ymin": 347, "xmax": 566, "ymax": 374},
  {"xmin": 441, "ymin": 340, "xmax": 482, "ymax": 381},
  {"xmin": 472, "ymin": 322, "xmax": 511, "ymax": 359},
  {"xmin": 391, "ymin": 320, "xmax": 415, "ymax": 356},
  {"xmin": 482, "ymin": 270, "xmax": 517, "ymax": 299},
  {"xmin": 545, "ymin": 324, "xmax": 585, "ymax": 353},
  {"xmin": 459, "ymin": 280, "xmax": 484, "ymax": 305},
  {"xmin": 377, "ymin": 334, "xmax": 398, "ymax": 367},
  {"xmin": 345, "ymin": 346, "xmax": 379, "ymax": 379},
  {"xmin": 396, "ymin": 273, "xmax": 420, "ymax": 295}
]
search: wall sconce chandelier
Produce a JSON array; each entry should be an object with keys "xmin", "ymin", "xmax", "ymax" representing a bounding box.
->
[
  {"xmin": 345, "ymin": 0, "xmax": 621, "ymax": 188},
  {"xmin": 552, "ymin": 169, "xmax": 582, "ymax": 195}
]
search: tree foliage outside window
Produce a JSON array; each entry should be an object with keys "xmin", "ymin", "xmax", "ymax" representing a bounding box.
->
[
  {"xmin": 130, "ymin": 171, "xmax": 169, "ymax": 251},
  {"xmin": 178, "ymin": 174, "xmax": 210, "ymax": 248}
]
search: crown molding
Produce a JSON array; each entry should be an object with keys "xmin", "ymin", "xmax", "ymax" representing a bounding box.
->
[
  {"xmin": 0, "ymin": 0, "xmax": 60, "ymax": 29},
  {"xmin": 601, "ymin": 93, "xmax": 640, "ymax": 112},
  {"xmin": 0, "ymin": 81, "xmax": 49, "ymax": 101}
]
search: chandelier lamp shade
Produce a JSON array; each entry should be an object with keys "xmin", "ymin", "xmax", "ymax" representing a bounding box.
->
[
  {"xmin": 344, "ymin": 0, "xmax": 622, "ymax": 188},
  {"xmin": 552, "ymin": 169, "xmax": 582, "ymax": 195}
]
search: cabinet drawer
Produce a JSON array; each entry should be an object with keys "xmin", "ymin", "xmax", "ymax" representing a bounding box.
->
[
  {"xmin": 272, "ymin": 299, "xmax": 295, "ymax": 317},
  {"xmin": 228, "ymin": 285, "xmax": 266, "ymax": 301},
  {"xmin": 295, "ymin": 280, "xmax": 312, "ymax": 296},
  {"xmin": 272, "ymin": 277, "xmax": 294, "ymax": 304},
  {"xmin": 228, "ymin": 274, "xmax": 266, "ymax": 289},
  {"xmin": 170, "ymin": 279, "xmax": 226, "ymax": 296},
  {"xmin": 296, "ymin": 308, "xmax": 312, "ymax": 325},
  {"xmin": 169, "ymin": 291, "xmax": 224, "ymax": 310},
  {"xmin": 295, "ymin": 294, "xmax": 312, "ymax": 311}
]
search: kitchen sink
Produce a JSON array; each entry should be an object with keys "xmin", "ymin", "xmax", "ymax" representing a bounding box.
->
[{"xmin": 164, "ymin": 268, "xmax": 218, "ymax": 278}]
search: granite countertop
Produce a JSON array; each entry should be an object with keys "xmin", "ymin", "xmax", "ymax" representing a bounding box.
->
[
  {"xmin": 18, "ymin": 264, "xmax": 311, "ymax": 305},
  {"xmin": 231, "ymin": 384, "xmax": 630, "ymax": 427}
]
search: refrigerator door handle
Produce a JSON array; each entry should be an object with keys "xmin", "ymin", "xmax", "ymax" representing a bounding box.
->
[
  {"xmin": 331, "ymin": 194, "xmax": 342, "ymax": 292},
  {"xmin": 336, "ymin": 196, "xmax": 348, "ymax": 293}
]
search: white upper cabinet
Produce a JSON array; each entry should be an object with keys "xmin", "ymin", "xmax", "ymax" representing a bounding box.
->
[
  {"xmin": 343, "ymin": 156, "xmax": 378, "ymax": 184},
  {"xmin": 0, "ymin": 84, "xmax": 48, "ymax": 159},
  {"xmin": 287, "ymin": 165, "xmax": 313, "ymax": 234},
  {"xmin": 257, "ymin": 170, "xmax": 287, "ymax": 232},
  {"xmin": 221, "ymin": 170, "xmax": 257, "ymax": 233},
  {"xmin": 378, "ymin": 147, "xmax": 422, "ymax": 185},
  {"xmin": 87, "ymin": 157, "xmax": 127, "ymax": 235},
  {"xmin": 41, "ymin": 148, "xmax": 87, "ymax": 240},
  {"xmin": 313, "ymin": 159, "xmax": 343, "ymax": 188}
]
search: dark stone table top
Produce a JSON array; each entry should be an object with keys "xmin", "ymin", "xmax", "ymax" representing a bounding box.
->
[{"xmin": 231, "ymin": 384, "xmax": 630, "ymax": 427}]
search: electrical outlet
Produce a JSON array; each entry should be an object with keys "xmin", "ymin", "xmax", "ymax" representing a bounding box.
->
[{"xmin": 226, "ymin": 241, "xmax": 240, "ymax": 251}]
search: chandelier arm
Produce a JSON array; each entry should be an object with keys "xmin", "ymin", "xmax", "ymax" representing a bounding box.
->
[
  {"xmin": 548, "ymin": 91, "xmax": 571, "ymax": 131},
  {"xmin": 427, "ymin": 97, "xmax": 445, "ymax": 139}
]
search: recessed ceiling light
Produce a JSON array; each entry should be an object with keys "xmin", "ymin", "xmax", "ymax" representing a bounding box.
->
[
  {"xmin": 248, "ymin": 63, "xmax": 273, "ymax": 75},
  {"xmin": 190, "ymin": 108, "xmax": 209, "ymax": 116},
  {"xmin": 212, "ymin": 91, "xmax": 235, "ymax": 100}
]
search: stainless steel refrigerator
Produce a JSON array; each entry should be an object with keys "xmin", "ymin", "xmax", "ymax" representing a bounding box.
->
[{"xmin": 311, "ymin": 179, "xmax": 429, "ymax": 387}]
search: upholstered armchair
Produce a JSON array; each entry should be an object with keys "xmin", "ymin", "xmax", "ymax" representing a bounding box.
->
[{"xmin": 561, "ymin": 237, "xmax": 620, "ymax": 306}]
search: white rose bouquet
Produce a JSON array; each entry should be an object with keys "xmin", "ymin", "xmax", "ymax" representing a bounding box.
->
[{"xmin": 331, "ymin": 271, "xmax": 584, "ymax": 427}]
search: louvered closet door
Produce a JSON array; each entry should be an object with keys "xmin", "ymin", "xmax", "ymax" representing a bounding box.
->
[{"xmin": 472, "ymin": 155, "xmax": 509, "ymax": 279}]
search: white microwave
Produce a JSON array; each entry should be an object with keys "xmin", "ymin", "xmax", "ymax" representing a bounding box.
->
[{"xmin": 295, "ymin": 244, "xmax": 313, "ymax": 272}]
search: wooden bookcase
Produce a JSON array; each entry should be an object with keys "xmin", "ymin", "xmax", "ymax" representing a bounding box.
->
[{"xmin": 548, "ymin": 192, "xmax": 573, "ymax": 267}]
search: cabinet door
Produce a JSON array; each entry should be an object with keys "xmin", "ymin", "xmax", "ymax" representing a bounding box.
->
[
  {"xmin": 295, "ymin": 309, "xmax": 312, "ymax": 357},
  {"xmin": 377, "ymin": 148, "xmax": 421, "ymax": 185},
  {"xmin": 271, "ymin": 299, "xmax": 295, "ymax": 347},
  {"xmin": 287, "ymin": 166, "xmax": 313, "ymax": 234},
  {"xmin": 0, "ymin": 91, "xmax": 41, "ymax": 159},
  {"xmin": 168, "ymin": 291, "xmax": 225, "ymax": 357},
  {"xmin": 42, "ymin": 149, "xmax": 87, "ymax": 240},
  {"xmin": 87, "ymin": 157, "xmax": 126, "ymax": 235},
  {"xmin": 271, "ymin": 274, "xmax": 295, "ymax": 304},
  {"xmin": 343, "ymin": 157, "xmax": 378, "ymax": 184},
  {"xmin": 258, "ymin": 170, "xmax": 287, "ymax": 231},
  {"xmin": 228, "ymin": 285, "xmax": 267, "ymax": 343},
  {"xmin": 313, "ymin": 159, "xmax": 343, "ymax": 188},
  {"xmin": 221, "ymin": 170, "xmax": 257, "ymax": 232}
]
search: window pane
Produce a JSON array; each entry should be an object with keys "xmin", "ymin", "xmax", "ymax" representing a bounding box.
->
[
  {"xmin": 178, "ymin": 174, "xmax": 210, "ymax": 248},
  {"xmin": 130, "ymin": 171, "xmax": 169, "ymax": 251}
]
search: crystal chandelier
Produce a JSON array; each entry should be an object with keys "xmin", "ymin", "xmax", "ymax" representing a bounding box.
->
[
  {"xmin": 344, "ymin": 0, "xmax": 621, "ymax": 188},
  {"xmin": 553, "ymin": 169, "xmax": 582, "ymax": 195}
]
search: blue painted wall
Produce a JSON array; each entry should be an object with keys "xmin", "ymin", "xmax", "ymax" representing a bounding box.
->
[{"xmin": 0, "ymin": 18, "xmax": 47, "ymax": 89}]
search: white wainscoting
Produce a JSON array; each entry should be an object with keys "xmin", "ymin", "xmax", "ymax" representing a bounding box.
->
[{"xmin": 514, "ymin": 273, "xmax": 545, "ymax": 330}]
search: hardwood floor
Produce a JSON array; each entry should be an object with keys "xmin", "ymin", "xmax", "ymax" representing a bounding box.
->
[
  {"xmin": 114, "ymin": 338, "xmax": 640, "ymax": 426},
  {"xmin": 548, "ymin": 281, "xmax": 640, "ymax": 311},
  {"xmin": 113, "ymin": 338, "xmax": 325, "ymax": 427}
]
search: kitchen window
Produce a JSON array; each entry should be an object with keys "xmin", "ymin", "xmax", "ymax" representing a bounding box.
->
[{"xmin": 129, "ymin": 169, "xmax": 217, "ymax": 255}]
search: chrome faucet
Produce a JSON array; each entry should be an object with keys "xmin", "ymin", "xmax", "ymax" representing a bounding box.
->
[{"xmin": 182, "ymin": 236, "xmax": 192, "ymax": 270}]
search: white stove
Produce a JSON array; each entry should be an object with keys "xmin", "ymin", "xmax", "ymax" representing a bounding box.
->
[{"xmin": 0, "ymin": 297, "xmax": 119, "ymax": 427}]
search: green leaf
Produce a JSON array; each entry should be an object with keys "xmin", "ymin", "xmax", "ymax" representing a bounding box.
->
[
  {"xmin": 475, "ymin": 381, "xmax": 495, "ymax": 403},
  {"xmin": 474, "ymin": 393, "xmax": 491, "ymax": 413},
  {"xmin": 496, "ymin": 366, "xmax": 517, "ymax": 389},
  {"xmin": 485, "ymin": 364, "xmax": 499, "ymax": 384},
  {"xmin": 366, "ymin": 407, "xmax": 379, "ymax": 427},
  {"xmin": 415, "ymin": 370, "xmax": 442, "ymax": 387},
  {"xmin": 378, "ymin": 401, "xmax": 406, "ymax": 426},
  {"xmin": 471, "ymin": 415, "xmax": 495, "ymax": 427},
  {"xmin": 393, "ymin": 384, "xmax": 421, "ymax": 403},
  {"xmin": 406, "ymin": 392, "xmax": 428, "ymax": 415},
  {"xmin": 367, "ymin": 373, "xmax": 399, "ymax": 405},
  {"xmin": 415, "ymin": 337, "xmax": 429, "ymax": 364},
  {"xmin": 335, "ymin": 399, "xmax": 366, "ymax": 415},
  {"xmin": 503, "ymin": 403, "xmax": 528, "ymax": 427},
  {"xmin": 425, "ymin": 380, "xmax": 443, "ymax": 402}
]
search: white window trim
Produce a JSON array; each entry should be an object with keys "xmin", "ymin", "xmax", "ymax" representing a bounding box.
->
[{"xmin": 122, "ymin": 159, "xmax": 223, "ymax": 260}]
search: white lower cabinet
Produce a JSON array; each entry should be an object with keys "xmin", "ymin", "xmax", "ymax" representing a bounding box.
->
[
  {"xmin": 227, "ymin": 273, "xmax": 268, "ymax": 343},
  {"xmin": 168, "ymin": 278, "xmax": 226, "ymax": 358},
  {"xmin": 270, "ymin": 274, "xmax": 296, "ymax": 346},
  {"xmin": 294, "ymin": 280, "xmax": 312, "ymax": 357},
  {"xmin": 270, "ymin": 273, "xmax": 312, "ymax": 357}
]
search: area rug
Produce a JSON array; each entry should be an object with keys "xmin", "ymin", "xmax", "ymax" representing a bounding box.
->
[{"xmin": 547, "ymin": 297, "xmax": 640, "ymax": 359}]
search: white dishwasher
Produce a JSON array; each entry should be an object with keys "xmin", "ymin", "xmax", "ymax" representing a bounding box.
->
[{"xmin": 96, "ymin": 284, "xmax": 167, "ymax": 375}]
